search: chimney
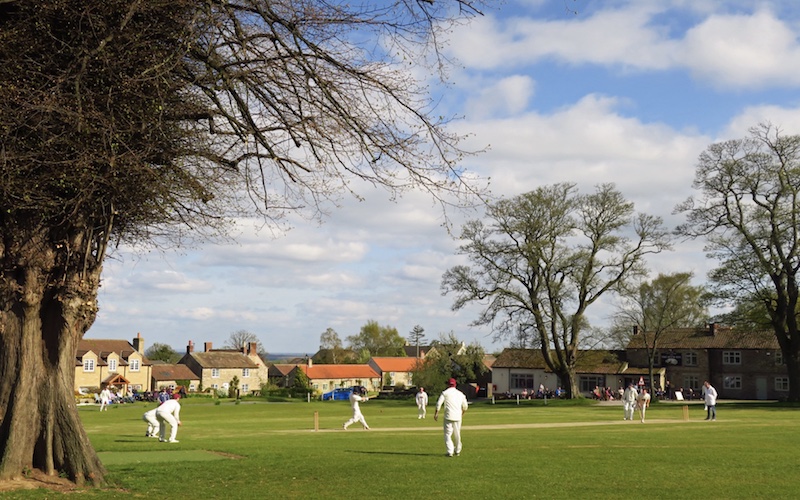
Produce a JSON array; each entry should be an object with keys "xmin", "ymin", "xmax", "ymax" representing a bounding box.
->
[
  {"xmin": 633, "ymin": 325, "xmax": 640, "ymax": 336},
  {"xmin": 248, "ymin": 342, "xmax": 258, "ymax": 355},
  {"xmin": 204, "ymin": 342, "xmax": 213, "ymax": 352},
  {"xmin": 306, "ymin": 355, "xmax": 312, "ymax": 368},
  {"xmin": 709, "ymin": 323, "xmax": 717, "ymax": 336},
  {"xmin": 187, "ymin": 340, "xmax": 194, "ymax": 354},
  {"xmin": 132, "ymin": 332, "xmax": 144, "ymax": 354}
]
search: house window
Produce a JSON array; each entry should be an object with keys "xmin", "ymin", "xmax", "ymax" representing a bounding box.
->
[
  {"xmin": 83, "ymin": 359, "xmax": 95, "ymax": 372},
  {"xmin": 684, "ymin": 352, "xmax": 698, "ymax": 366},
  {"xmin": 211, "ymin": 368, "xmax": 220, "ymax": 378},
  {"xmin": 108, "ymin": 359, "xmax": 117, "ymax": 372},
  {"xmin": 129, "ymin": 359, "xmax": 140, "ymax": 371},
  {"xmin": 775, "ymin": 377, "xmax": 790, "ymax": 391},
  {"xmin": 579, "ymin": 376, "xmax": 604, "ymax": 393},
  {"xmin": 723, "ymin": 376, "xmax": 742, "ymax": 390},
  {"xmin": 722, "ymin": 351, "xmax": 741, "ymax": 365},
  {"xmin": 511, "ymin": 373, "xmax": 535, "ymax": 390},
  {"xmin": 242, "ymin": 368, "xmax": 250, "ymax": 378},
  {"xmin": 683, "ymin": 375, "xmax": 700, "ymax": 391},
  {"xmin": 211, "ymin": 384, "xmax": 219, "ymax": 390},
  {"xmin": 189, "ymin": 383, "xmax": 196, "ymax": 391},
  {"xmin": 322, "ymin": 383, "xmax": 328, "ymax": 390},
  {"xmin": 241, "ymin": 384, "xmax": 249, "ymax": 393},
  {"xmin": 775, "ymin": 351, "xmax": 785, "ymax": 365}
]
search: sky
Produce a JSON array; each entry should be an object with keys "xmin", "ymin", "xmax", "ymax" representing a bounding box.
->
[{"xmin": 86, "ymin": 0, "xmax": 800, "ymax": 356}]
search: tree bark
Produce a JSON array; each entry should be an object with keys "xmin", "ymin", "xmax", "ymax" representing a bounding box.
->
[{"xmin": 0, "ymin": 230, "xmax": 106, "ymax": 485}]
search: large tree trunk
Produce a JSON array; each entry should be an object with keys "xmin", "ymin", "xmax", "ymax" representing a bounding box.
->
[
  {"xmin": 0, "ymin": 229, "xmax": 106, "ymax": 485},
  {"xmin": 781, "ymin": 335, "xmax": 800, "ymax": 402}
]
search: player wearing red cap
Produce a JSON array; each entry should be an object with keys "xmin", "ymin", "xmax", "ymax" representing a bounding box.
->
[{"xmin": 434, "ymin": 378, "xmax": 468, "ymax": 457}]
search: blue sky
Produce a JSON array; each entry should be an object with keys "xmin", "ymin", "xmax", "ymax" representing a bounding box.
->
[{"xmin": 87, "ymin": 0, "xmax": 800, "ymax": 355}]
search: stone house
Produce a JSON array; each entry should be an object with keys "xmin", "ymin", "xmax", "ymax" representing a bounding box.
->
[
  {"xmin": 75, "ymin": 333, "xmax": 152, "ymax": 395},
  {"xmin": 178, "ymin": 340, "xmax": 269, "ymax": 395},
  {"xmin": 626, "ymin": 324, "xmax": 789, "ymax": 400}
]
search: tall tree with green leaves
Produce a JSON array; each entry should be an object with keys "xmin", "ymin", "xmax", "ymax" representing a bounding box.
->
[
  {"xmin": 413, "ymin": 332, "xmax": 486, "ymax": 395},
  {"xmin": 678, "ymin": 123, "xmax": 800, "ymax": 401},
  {"xmin": 442, "ymin": 183, "xmax": 671, "ymax": 398},
  {"xmin": 144, "ymin": 343, "xmax": 181, "ymax": 364},
  {"xmin": 0, "ymin": 0, "xmax": 486, "ymax": 484},
  {"xmin": 346, "ymin": 320, "xmax": 406, "ymax": 357},
  {"xmin": 613, "ymin": 272, "xmax": 709, "ymax": 389},
  {"xmin": 317, "ymin": 328, "xmax": 355, "ymax": 364}
]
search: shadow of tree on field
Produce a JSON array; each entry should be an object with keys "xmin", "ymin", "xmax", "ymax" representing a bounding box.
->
[{"xmin": 346, "ymin": 450, "xmax": 436, "ymax": 457}]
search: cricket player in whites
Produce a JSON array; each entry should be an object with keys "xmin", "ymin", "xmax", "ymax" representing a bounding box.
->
[
  {"xmin": 142, "ymin": 407, "xmax": 160, "ymax": 437},
  {"xmin": 637, "ymin": 388, "xmax": 651, "ymax": 423},
  {"xmin": 156, "ymin": 393, "xmax": 182, "ymax": 443},
  {"xmin": 434, "ymin": 378, "xmax": 468, "ymax": 457},
  {"xmin": 622, "ymin": 383, "xmax": 638, "ymax": 421},
  {"xmin": 343, "ymin": 386, "xmax": 370, "ymax": 430},
  {"xmin": 415, "ymin": 387, "xmax": 428, "ymax": 419}
]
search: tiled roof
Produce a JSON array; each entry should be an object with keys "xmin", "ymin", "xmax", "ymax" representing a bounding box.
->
[
  {"xmin": 493, "ymin": 348, "xmax": 627, "ymax": 373},
  {"xmin": 269, "ymin": 364, "xmax": 298, "ymax": 377},
  {"xmin": 370, "ymin": 357, "xmax": 421, "ymax": 372},
  {"xmin": 152, "ymin": 364, "xmax": 200, "ymax": 381},
  {"xmin": 185, "ymin": 351, "xmax": 259, "ymax": 369},
  {"xmin": 76, "ymin": 339, "xmax": 150, "ymax": 365},
  {"xmin": 626, "ymin": 327, "xmax": 779, "ymax": 350},
  {"xmin": 300, "ymin": 364, "xmax": 379, "ymax": 380},
  {"xmin": 493, "ymin": 349, "xmax": 549, "ymax": 369}
]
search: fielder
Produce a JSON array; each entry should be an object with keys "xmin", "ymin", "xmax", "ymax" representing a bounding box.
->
[
  {"xmin": 637, "ymin": 388, "xmax": 651, "ymax": 423},
  {"xmin": 415, "ymin": 387, "xmax": 428, "ymax": 419},
  {"xmin": 142, "ymin": 407, "xmax": 160, "ymax": 437},
  {"xmin": 434, "ymin": 378, "xmax": 468, "ymax": 457},
  {"xmin": 622, "ymin": 383, "xmax": 638, "ymax": 421},
  {"xmin": 343, "ymin": 387, "xmax": 370, "ymax": 430},
  {"xmin": 156, "ymin": 394, "xmax": 182, "ymax": 443}
]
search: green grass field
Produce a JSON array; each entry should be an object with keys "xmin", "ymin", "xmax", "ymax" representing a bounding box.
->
[{"xmin": 6, "ymin": 397, "xmax": 800, "ymax": 499}]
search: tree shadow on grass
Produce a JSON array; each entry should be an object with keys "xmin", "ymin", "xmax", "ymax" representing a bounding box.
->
[{"xmin": 346, "ymin": 450, "xmax": 437, "ymax": 457}]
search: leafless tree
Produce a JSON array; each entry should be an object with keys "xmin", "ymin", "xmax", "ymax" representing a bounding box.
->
[{"xmin": 0, "ymin": 0, "xmax": 487, "ymax": 485}]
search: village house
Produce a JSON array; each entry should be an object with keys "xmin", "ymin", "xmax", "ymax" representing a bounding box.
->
[
  {"xmin": 368, "ymin": 356, "xmax": 422, "ymax": 388},
  {"xmin": 75, "ymin": 333, "xmax": 152, "ymax": 395},
  {"xmin": 626, "ymin": 324, "xmax": 789, "ymax": 400},
  {"xmin": 151, "ymin": 363, "xmax": 201, "ymax": 393},
  {"xmin": 294, "ymin": 359, "xmax": 381, "ymax": 395},
  {"xmin": 178, "ymin": 340, "xmax": 269, "ymax": 395},
  {"xmin": 491, "ymin": 348, "xmax": 657, "ymax": 398}
]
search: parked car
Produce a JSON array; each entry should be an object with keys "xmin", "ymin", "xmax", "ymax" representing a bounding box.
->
[{"xmin": 321, "ymin": 386, "xmax": 367, "ymax": 401}]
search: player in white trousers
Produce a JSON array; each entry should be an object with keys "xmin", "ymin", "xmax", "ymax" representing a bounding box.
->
[
  {"xmin": 637, "ymin": 388, "xmax": 651, "ymax": 423},
  {"xmin": 434, "ymin": 378, "xmax": 468, "ymax": 457},
  {"xmin": 142, "ymin": 407, "xmax": 160, "ymax": 437},
  {"xmin": 622, "ymin": 383, "xmax": 638, "ymax": 421},
  {"xmin": 416, "ymin": 387, "xmax": 429, "ymax": 419},
  {"xmin": 156, "ymin": 394, "xmax": 182, "ymax": 443},
  {"xmin": 343, "ymin": 387, "xmax": 370, "ymax": 430}
]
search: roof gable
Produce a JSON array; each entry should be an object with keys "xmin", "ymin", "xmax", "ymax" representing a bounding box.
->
[
  {"xmin": 152, "ymin": 364, "xmax": 200, "ymax": 381},
  {"xmin": 370, "ymin": 357, "xmax": 420, "ymax": 372},
  {"xmin": 183, "ymin": 351, "xmax": 259, "ymax": 369}
]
